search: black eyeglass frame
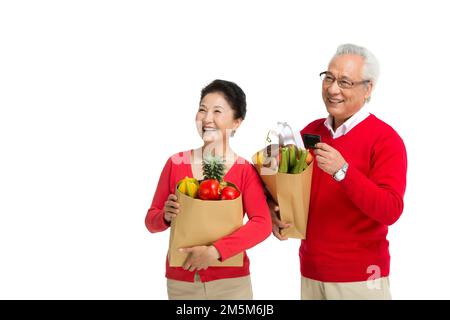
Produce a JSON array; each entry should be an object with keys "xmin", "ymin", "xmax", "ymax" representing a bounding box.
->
[{"xmin": 319, "ymin": 71, "xmax": 371, "ymax": 89}]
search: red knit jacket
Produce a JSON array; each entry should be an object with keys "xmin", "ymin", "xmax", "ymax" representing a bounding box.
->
[
  {"xmin": 300, "ymin": 114, "xmax": 407, "ymax": 282},
  {"xmin": 145, "ymin": 151, "xmax": 272, "ymax": 282}
]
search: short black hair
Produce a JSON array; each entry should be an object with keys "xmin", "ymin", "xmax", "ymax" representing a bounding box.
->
[{"xmin": 200, "ymin": 79, "xmax": 246, "ymax": 120}]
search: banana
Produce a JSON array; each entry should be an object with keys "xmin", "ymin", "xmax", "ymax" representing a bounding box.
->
[{"xmin": 256, "ymin": 151, "xmax": 264, "ymax": 166}]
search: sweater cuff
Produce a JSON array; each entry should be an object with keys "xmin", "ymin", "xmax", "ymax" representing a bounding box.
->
[
  {"xmin": 212, "ymin": 241, "xmax": 229, "ymax": 261},
  {"xmin": 162, "ymin": 211, "xmax": 171, "ymax": 227},
  {"xmin": 155, "ymin": 209, "xmax": 170, "ymax": 231}
]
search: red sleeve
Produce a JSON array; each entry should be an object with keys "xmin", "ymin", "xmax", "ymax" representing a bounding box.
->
[
  {"xmin": 213, "ymin": 166, "xmax": 272, "ymax": 261},
  {"xmin": 340, "ymin": 131, "xmax": 408, "ymax": 225},
  {"xmin": 145, "ymin": 157, "xmax": 173, "ymax": 233}
]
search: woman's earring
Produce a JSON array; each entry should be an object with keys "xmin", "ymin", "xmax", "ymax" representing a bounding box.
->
[{"xmin": 231, "ymin": 130, "xmax": 236, "ymax": 137}]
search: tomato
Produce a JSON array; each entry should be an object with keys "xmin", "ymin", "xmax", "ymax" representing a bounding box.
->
[
  {"xmin": 220, "ymin": 186, "xmax": 240, "ymax": 200},
  {"xmin": 198, "ymin": 179, "xmax": 221, "ymax": 200}
]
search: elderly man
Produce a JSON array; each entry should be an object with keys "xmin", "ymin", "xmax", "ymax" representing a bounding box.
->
[{"xmin": 269, "ymin": 44, "xmax": 407, "ymax": 299}]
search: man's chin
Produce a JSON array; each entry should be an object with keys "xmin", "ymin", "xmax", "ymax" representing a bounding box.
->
[{"xmin": 325, "ymin": 104, "xmax": 341, "ymax": 114}]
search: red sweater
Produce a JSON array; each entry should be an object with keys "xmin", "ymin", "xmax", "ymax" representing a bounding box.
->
[
  {"xmin": 145, "ymin": 151, "xmax": 272, "ymax": 282},
  {"xmin": 300, "ymin": 114, "xmax": 407, "ymax": 282}
]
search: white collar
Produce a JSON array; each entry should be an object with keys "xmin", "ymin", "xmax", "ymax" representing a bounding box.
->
[{"xmin": 324, "ymin": 106, "xmax": 370, "ymax": 139}]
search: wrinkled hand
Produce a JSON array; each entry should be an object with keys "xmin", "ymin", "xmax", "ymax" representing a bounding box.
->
[
  {"xmin": 180, "ymin": 245, "xmax": 221, "ymax": 272},
  {"xmin": 314, "ymin": 142, "xmax": 346, "ymax": 176},
  {"xmin": 164, "ymin": 194, "xmax": 179, "ymax": 224},
  {"xmin": 267, "ymin": 197, "xmax": 291, "ymax": 241}
]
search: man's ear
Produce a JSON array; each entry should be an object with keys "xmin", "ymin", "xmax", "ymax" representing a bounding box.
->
[{"xmin": 364, "ymin": 81, "xmax": 373, "ymax": 101}]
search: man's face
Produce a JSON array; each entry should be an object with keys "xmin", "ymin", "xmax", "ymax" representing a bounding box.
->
[{"xmin": 322, "ymin": 54, "xmax": 373, "ymax": 123}]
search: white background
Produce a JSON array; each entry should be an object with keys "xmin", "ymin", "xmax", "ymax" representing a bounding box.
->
[{"xmin": 1, "ymin": 0, "xmax": 449, "ymax": 299}]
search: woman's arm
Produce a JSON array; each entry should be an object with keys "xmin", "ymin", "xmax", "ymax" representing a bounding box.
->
[{"xmin": 145, "ymin": 157, "xmax": 173, "ymax": 233}]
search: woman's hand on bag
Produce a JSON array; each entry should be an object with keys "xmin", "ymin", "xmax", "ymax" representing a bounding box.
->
[
  {"xmin": 164, "ymin": 194, "xmax": 179, "ymax": 224},
  {"xmin": 180, "ymin": 245, "xmax": 221, "ymax": 272},
  {"xmin": 267, "ymin": 197, "xmax": 290, "ymax": 241}
]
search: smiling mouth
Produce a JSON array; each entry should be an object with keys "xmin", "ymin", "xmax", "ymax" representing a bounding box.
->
[
  {"xmin": 202, "ymin": 128, "xmax": 217, "ymax": 133},
  {"xmin": 327, "ymin": 97, "xmax": 344, "ymax": 104}
]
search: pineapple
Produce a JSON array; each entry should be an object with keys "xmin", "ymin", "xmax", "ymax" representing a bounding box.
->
[{"xmin": 202, "ymin": 154, "xmax": 225, "ymax": 181}]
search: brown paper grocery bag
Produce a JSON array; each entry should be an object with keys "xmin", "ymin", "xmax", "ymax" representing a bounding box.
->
[
  {"xmin": 252, "ymin": 151, "xmax": 313, "ymax": 239},
  {"xmin": 168, "ymin": 189, "xmax": 244, "ymax": 267}
]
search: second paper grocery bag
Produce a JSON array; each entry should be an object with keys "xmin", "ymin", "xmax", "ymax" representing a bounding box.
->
[
  {"xmin": 253, "ymin": 144, "xmax": 313, "ymax": 239},
  {"xmin": 275, "ymin": 165, "xmax": 312, "ymax": 238}
]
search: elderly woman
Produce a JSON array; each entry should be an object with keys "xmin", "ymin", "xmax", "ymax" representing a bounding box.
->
[{"xmin": 145, "ymin": 79, "xmax": 272, "ymax": 300}]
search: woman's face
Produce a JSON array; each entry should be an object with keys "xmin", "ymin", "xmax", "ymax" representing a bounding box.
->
[{"xmin": 195, "ymin": 92, "xmax": 242, "ymax": 144}]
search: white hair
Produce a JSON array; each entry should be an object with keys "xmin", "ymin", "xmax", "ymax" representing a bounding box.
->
[{"xmin": 333, "ymin": 43, "xmax": 380, "ymax": 102}]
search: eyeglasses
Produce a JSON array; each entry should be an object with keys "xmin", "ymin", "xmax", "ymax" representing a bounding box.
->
[{"xmin": 319, "ymin": 71, "xmax": 370, "ymax": 89}]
